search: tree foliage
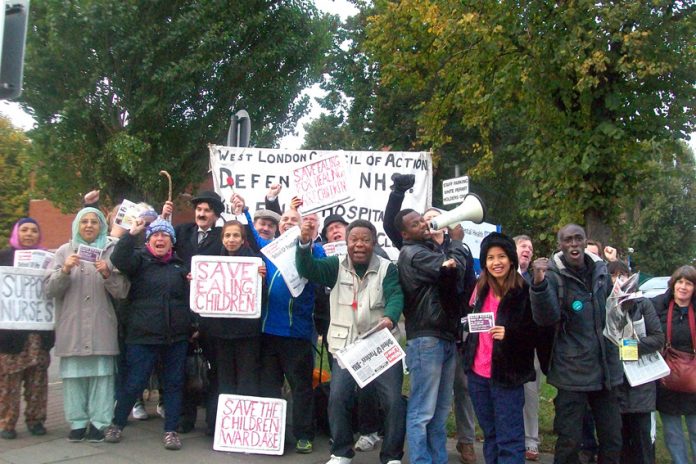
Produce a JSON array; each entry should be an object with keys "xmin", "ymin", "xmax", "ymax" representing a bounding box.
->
[
  {"xmin": 0, "ymin": 116, "xmax": 32, "ymax": 245},
  {"xmin": 363, "ymin": 0, "xmax": 696, "ymax": 249},
  {"xmin": 21, "ymin": 0, "xmax": 333, "ymax": 209}
]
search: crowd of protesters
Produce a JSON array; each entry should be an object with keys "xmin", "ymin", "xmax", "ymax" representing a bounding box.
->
[{"xmin": 0, "ymin": 174, "xmax": 694, "ymax": 464}]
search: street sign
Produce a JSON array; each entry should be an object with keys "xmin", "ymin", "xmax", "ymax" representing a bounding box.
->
[{"xmin": 442, "ymin": 175, "xmax": 469, "ymax": 205}]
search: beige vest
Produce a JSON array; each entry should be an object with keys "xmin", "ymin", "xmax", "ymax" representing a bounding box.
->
[{"xmin": 327, "ymin": 253, "xmax": 392, "ymax": 353}]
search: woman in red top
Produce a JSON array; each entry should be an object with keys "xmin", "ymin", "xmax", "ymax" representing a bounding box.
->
[{"xmin": 462, "ymin": 232, "xmax": 537, "ymax": 464}]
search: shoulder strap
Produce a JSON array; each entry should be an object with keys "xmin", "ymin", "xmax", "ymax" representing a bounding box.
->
[
  {"xmin": 689, "ymin": 303, "xmax": 696, "ymax": 354},
  {"xmin": 666, "ymin": 300, "xmax": 674, "ymax": 347}
]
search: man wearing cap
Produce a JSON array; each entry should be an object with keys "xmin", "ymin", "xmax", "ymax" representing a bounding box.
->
[
  {"xmin": 161, "ymin": 190, "xmax": 225, "ymax": 433},
  {"xmin": 253, "ymin": 209, "xmax": 281, "ymax": 240}
]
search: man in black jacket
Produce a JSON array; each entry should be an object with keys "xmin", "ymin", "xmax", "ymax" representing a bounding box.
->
[
  {"xmin": 530, "ymin": 224, "xmax": 622, "ymax": 464},
  {"xmin": 395, "ymin": 208, "xmax": 468, "ymax": 464},
  {"xmin": 162, "ymin": 190, "xmax": 225, "ymax": 433}
]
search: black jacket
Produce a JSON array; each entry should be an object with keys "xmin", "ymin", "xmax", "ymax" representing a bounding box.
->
[
  {"xmin": 530, "ymin": 252, "xmax": 622, "ymax": 391},
  {"xmin": 111, "ymin": 234, "xmax": 191, "ymax": 345},
  {"xmin": 199, "ymin": 245, "xmax": 263, "ymax": 340},
  {"xmin": 463, "ymin": 283, "xmax": 537, "ymax": 387},
  {"xmin": 615, "ymin": 297, "xmax": 664, "ymax": 413},
  {"xmin": 653, "ymin": 290, "xmax": 696, "ymax": 416},
  {"xmin": 173, "ymin": 222, "xmax": 223, "ymax": 267},
  {"xmin": 397, "ymin": 239, "xmax": 468, "ymax": 341},
  {"xmin": 0, "ymin": 248, "xmax": 55, "ymax": 354}
]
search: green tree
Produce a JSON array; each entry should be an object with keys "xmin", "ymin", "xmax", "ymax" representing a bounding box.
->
[
  {"xmin": 21, "ymin": 0, "xmax": 333, "ymax": 209},
  {"xmin": 365, "ymin": 0, "xmax": 696, "ymax": 249},
  {"xmin": 0, "ymin": 116, "xmax": 32, "ymax": 245}
]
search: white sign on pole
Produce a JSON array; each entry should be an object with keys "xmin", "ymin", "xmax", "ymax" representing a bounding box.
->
[
  {"xmin": 0, "ymin": 267, "xmax": 55, "ymax": 330},
  {"xmin": 293, "ymin": 153, "xmax": 353, "ymax": 215},
  {"xmin": 260, "ymin": 226, "xmax": 307, "ymax": 298},
  {"xmin": 335, "ymin": 328, "xmax": 405, "ymax": 388},
  {"xmin": 213, "ymin": 394, "xmax": 286, "ymax": 455},
  {"xmin": 190, "ymin": 256, "xmax": 263, "ymax": 318},
  {"xmin": 208, "ymin": 146, "xmax": 433, "ymax": 255},
  {"xmin": 442, "ymin": 175, "xmax": 470, "ymax": 205}
]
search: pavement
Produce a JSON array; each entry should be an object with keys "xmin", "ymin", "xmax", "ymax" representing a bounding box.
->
[{"xmin": 0, "ymin": 355, "xmax": 554, "ymax": 464}]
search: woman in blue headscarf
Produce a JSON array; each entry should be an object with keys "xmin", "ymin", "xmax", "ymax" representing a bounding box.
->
[
  {"xmin": 0, "ymin": 218, "xmax": 54, "ymax": 439},
  {"xmin": 45, "ymin": 207, "xmax": 128, "ymax": 443}
]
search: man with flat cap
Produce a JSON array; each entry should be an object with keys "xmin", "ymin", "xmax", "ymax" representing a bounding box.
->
[
  {"xmin": 162, "ymin": 190, "xmax": 225, "ymax": 433},
  {"xmin": 253, "ymin": 209, "xmax": 281, "ymax": 241}
]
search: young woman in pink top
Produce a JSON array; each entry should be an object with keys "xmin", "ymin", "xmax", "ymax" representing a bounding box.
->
[{"xmin": 462, "ymin": 232, "xmax": 538, "ymax": 464}]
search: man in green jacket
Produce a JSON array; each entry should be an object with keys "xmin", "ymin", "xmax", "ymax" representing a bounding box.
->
[{"xmin": 296, "ymin": 219, "xmax": 405, "ymax": 464}]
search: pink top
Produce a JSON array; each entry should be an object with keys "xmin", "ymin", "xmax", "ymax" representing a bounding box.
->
[{"xmin": 472, "ymin": 291, "xmax": 500, "ymax": 378}]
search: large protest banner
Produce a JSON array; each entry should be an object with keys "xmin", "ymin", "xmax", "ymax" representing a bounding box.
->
[
  {"xmin": 213, "ymin": 394, "xmax": 286, "ymax": 455},
  {"xmin": 0, "ymin": 267, "xmax": 55, "ymax": 330},
  {"xmin": 190, "ymin": 256, "xmax": 263, "ymax": 318},
  {"xmin": 209, "ymin": 146, "xmax": 433, "ymax": 254}
]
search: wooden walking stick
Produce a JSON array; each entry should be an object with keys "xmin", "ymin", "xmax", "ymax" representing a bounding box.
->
[{"xmin": 159, "ymin": 170, "xmax": 172, "ymax": 202}]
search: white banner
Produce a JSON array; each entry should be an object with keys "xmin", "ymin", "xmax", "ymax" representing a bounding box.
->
[
  {"xmin": 209, "ymin": 146, "xmax": 433, "ymax": 253},
  {"xmin": 0, "ymin": 267, "xmax": 55, "ymax": 330},
  {"xmin": 190, "ymin": 256, "xmax": 263, "ymax": 318},
  {"xmin": 213, "ymin": 394, "xmax": 286, "ymax": 455},
  {"xmin": 335, "ymin": 328, "xmax": 405, "ymax": 388},
  {"xmin": 260, "ymin": 226, "xmax": 306, "ymax": 298}
]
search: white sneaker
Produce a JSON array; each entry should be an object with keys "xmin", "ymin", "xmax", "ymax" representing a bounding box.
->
[
  {"xmin": 131, "ymin": 401, "xmax": 148, "ymax": 420},
  {"xmin": 385, "ymin": 461, "xmax": 401, "ymax": 464},
  {"xmin": 156, "ymin": 401, "xmax": 165, "ymax": 419},
  {"xmin": 355, "ymin": 432, "xmax": 381, "ymax": 452},
  {"xmin": 326, "ymin": 455, "xmax": 352, "ymax": 464}
]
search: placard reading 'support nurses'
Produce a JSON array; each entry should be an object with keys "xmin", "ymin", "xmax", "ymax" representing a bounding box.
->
[{"xmin": 0, "ymin": 266, "xmax": 55, "ymax": 330}]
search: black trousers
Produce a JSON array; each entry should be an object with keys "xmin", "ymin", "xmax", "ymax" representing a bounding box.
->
[
  {"xmin": 259, "ymin": 334, "xmax": 315, "ymax": 441},
  {"xmin": 553, "ymin": 388, "xmax": 622, "ymax": 464},
  {"xmin": 620, "ymin": 412, "xmax": 654, "ymax": 464}
]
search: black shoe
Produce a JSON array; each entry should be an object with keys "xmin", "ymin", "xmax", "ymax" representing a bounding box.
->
[
  {"xmin": 177, "ymin": 421, "xmax": 194, "ymax": 434},
  {"xmin": 390, "ymin": 173, "xmax": 416, "ymax": 193},
  {"xmin": 1, "ymin": 429, "xmax": 17, "ymax": 439},
  {"xmin": 86, "ymin": 425, "xmax": 104, "ymax": 443},
  {"xmin": 68, "ymin": 428, "xmax": 87, "ymax": 442},
  {"xmin": 28, "ymin": 423, "xmax": 47, "ymax": 436}
]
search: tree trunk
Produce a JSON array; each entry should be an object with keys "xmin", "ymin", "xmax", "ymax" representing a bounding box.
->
[{"xmin": 584, "ymin": 208, "xmax": 613, "ymax": 248}]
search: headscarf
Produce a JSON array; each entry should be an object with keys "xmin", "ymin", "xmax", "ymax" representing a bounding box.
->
[
  {"xmin": 8, "ymin": 217, "xmax": 43, "ymax": 250},
  {"xmin": 71, "ymin": 207, "xmax": 108, "ymax": 250}
]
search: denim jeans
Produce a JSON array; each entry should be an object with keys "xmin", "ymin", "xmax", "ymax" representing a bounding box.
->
[
  {"xmin": 660, "ymin": 412, "xmax": 696, "ymax": 464},
  {"xmin": 454, "ymin": 347, "xmax": 476, "ymax": 444},
  {"xmin": 329, "ymin": 361, "xmax": 406, "ymax": 463},
  {"xmin": 113, "ymin": 341, "xmax": 188, "ymax": 432},
  {"xmin": 468, "ymin": 372, "xmax": 526, "ymax": 464},
  {"xmin": 406, "ymin": 336, "xmax": 456, "ymax": 464}
]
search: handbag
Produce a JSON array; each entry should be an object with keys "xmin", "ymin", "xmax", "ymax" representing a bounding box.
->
[
  {"xmin": 185, "ymin": 341, "xmax": 209, "ymax": 394},
  {"xmin": 660, "ymin": 300, "xmax": 696, "ymax": 393}
]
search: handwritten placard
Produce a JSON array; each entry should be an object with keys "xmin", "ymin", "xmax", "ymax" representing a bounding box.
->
[
  {"xmin": 0, "ymin": 267, "xmax": 55, "ymax": 330},
  {"xmin": 190, "ymin": 256, "xmax": 263, "ymax": 318},
  {"xmin": 260, "ymin": 226, "xmax": 307, "ymax": 298},
  {"xmin": 335, "ymin": 328, "xmax": 405, "ymax": 388},
  {"xmin": 213, "ymin": 394, "xmax": 286, "ymax": 455},
  {"xmin": 322, "ymin": 240, "xmax": 347, "ymax": 256},
  {"xmin": 467, "ymin": 313, "xmax": 495, "ymax": 333},
  {"xmin": 293, "ymin": 153, "xmax": 353, "ymax": 215},
  {"xmin": 13, "ymin": 250, "xmax": 55, "ymax": 270}
]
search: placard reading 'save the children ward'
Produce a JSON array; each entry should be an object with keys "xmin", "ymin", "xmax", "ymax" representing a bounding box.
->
[{"xmin": 213, "ymin": 394, "xmax": 286, "ymax": 455}]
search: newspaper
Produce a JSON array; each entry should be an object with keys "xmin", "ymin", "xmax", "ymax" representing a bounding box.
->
[
  {"xmin": 13, "ymin": 249, "xmax": 55, "ymax": 269},
  {"xmin": 260, "ymin": 226, "xmax": 306, "ymax": 298},
  {"xmin": 334, "ymin": 327, "xmax": 405, "ymax": 388},
  {"xmin": 623, "ymin": 351, "xmax": 671, "ymax": 387}
]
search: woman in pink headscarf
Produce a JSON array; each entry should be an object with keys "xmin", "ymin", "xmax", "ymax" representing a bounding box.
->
[{"xmin": 0, "ymin": 218, "xmax": 54, "ymax": 440}]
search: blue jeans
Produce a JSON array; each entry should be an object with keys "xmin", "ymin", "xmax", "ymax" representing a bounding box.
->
[
  {"xmin": 406, "ymin": 337, "xmax": 456, "ymax": 464},
  {"xmin": 328, "ymin": 361, "xmax": 406, "ymax": 463},
  {"xmin": 467, "ymin": 372, "xmax": 525, "ymax": 464},
  {"xmin": 113, "ymin": 341, "xmax": 188, "ymax": 432},
  {"xmin": 660, "ymin": 412, "xmax": 696, "ymax": 464}
]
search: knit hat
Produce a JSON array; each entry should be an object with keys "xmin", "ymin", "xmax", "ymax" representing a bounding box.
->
[
  {"xmin": 479, "ymin": 232, "xmax": 518, "ymax": 271},
  {"xmin": 321, "ymin": 214, "xmax": 348, "ymax": 239},
  {"xmin": 146, "ymin": 218, "xmax": 176, "ymax": 244},
  {"xmin": 191, "ymin": 190, "xmax": 224, "ymax": 216}
]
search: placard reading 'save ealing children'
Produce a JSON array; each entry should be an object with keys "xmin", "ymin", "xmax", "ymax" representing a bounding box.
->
[{"xmin": 190, "ymin": 256, "xmax": 263, "ymax": 318}]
